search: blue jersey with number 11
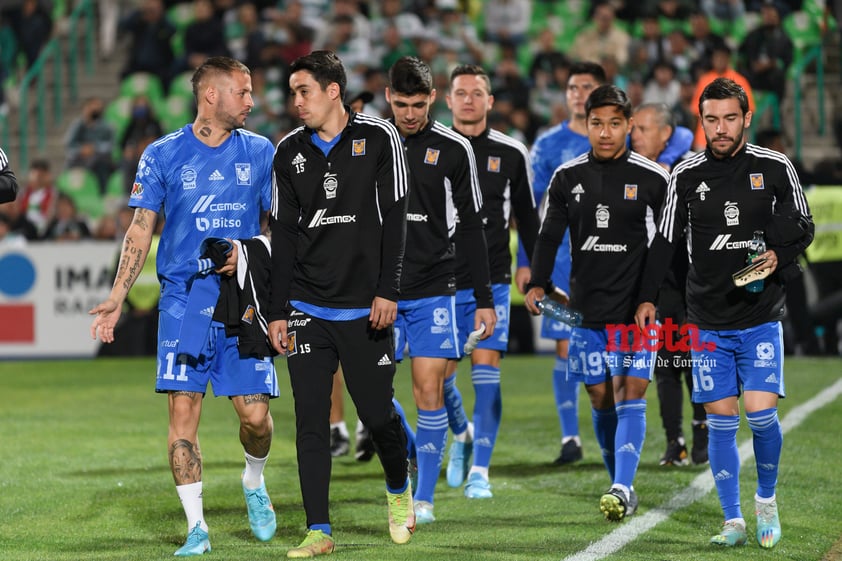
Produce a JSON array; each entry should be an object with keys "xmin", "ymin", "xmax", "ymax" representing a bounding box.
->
[{"xmin": 129, "ymin": 124, "xmax": 275, "ymax": 316}]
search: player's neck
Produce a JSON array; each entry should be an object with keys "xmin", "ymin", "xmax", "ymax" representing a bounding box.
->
[
  {"xmin": 568, "ymin": 114, "xmax": 587, "ymax": 136},
  {"xmin": 453, "ymin": 119, "xmax": 486, "ymax": 138},
  {"xmin": 192, "ymin": 121, "xmax": 233, "ymax": 147},
  {"xmin": 315, "ymin": 107, "xmax": 349, "ymax": 143}
]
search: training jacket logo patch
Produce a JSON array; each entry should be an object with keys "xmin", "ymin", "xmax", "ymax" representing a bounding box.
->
[
  {"xmin": 424, "ymin": 148, "xmax": 441, "ymax": 165},
  {"xmin": 323, "ymin": 172, "xmax": 338, "ymax": 199},
  {"xmin": 286, "ymin": 331, "xmax": 298, "ymax": 356},
  {"xmin": 352, "ymin": 139, "xmax": 366, "ymax": 156},
  {"xmin": 724, "ymin": 200, "xmax": 740, "ymax": 226},
  {"xmin": 595, "ymin": 204, "xmax": 610, "ymax": 228},
  {"xmin": 181, "ymin": 167, "xmax": 197, "ymax": 190},
  {"xmin": 624, "ymin": 184, "xmax": 638, "ymax": 200},
  {"xmin": 487, "ymin": 156, "xmax": 501, "ymax": 172},
  {"xmin": 750, "ymin": 173, "xmax": 765, "ymax": 190},
  {"xmin": 235, "ymin": 163, "xmax": 251, "ymax": 185},
  {"xmin": 696, "ymin": 182, "xmax": 710, "ymax": 201}
]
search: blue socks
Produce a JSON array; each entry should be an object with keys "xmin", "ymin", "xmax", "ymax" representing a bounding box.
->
[
  {"xmin": 553, "ymin": 357, "xmax": 580, "ymax": 439},
  {"xmin": 443, "ymin": 374, "xmax": 469, "ymax": 436},
  {"xmin": 414, "ymin": 406, "xmax": 448, "ymax": 504},
  {"xmin": 613, "ymin": 399, "xmax": 646, "ymax": 489},
  {"xmin": 471, "ymin": 365, "xmax": 501, "ymax": 469},
  {"xmin": 592, "ymin": 407, "xmax": 618, "ymax": 481},
  {"xmin": 747, "ymin": 408, "xmax": 781, "ymax": 499},
  {"xmin": 708, "ymin": 413, "xmax": 742, "ymax": 520}
]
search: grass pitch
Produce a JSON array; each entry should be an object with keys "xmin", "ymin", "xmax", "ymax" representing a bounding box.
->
[{"xmin": 0, "ymin": 355, "xmax": 840, "ymax": 560}]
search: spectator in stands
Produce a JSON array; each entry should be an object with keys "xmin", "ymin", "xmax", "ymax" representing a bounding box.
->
[
  {"xmin": 176, "ymin": 0, "xmax": 231, "ymax": 76},
  {"xmin": 376, "ymin": 21, "xmax": 419, "ymax": 72},
  {"xmin": 482, "ymin": 0, "xmax": 531, "ymax": 47},
  {"xmin": 42, "ymin": 192, "xmax": 92, "ymax": 242},
  {"xmin": 570, "ymin": 2, "xmax": 631, "ymax": 67},
  {"xmin": 529, "ymin": 29, "xmax": 570, "ymax": 123},
  {"xmin": 643, "ymin": 59, "xmax": 681, "ymax": 107},
  {"xmin": 428, "ymin": 0, "xmax": 485, "ymax": 66},
  {"xmin": 0, "ymin": 212, "xmax": 24, "ymax": 246},
  {"xmin": 0, "ymin": 198, "xmax": 38, "ymax": 241},
  {"xmin": 118, "ymin": 95, "xmax": 164, "ymax": 195},
  {"xmin": 371, "ymin": 0, "xmax": 425, "ymax": 43},
  {"xmin": 654, "ymin": 0, "xmax": 695, "ymax": 31},
  {"xmin": 65, "ymin": 96, "xmax": 116, "ymax": 193},
  {"xmin": 628, "ymin": 13, "xmax": 669, "ymax": 71},
  {"xmin": 701, "ymin": 0, "xmax": 746, "ymax": 21},
  {"xmin": 687, "ymin": 9, "xmax": 728, "ymax": 78},
  {"xmin": 672, "ymin": 73, "xmax": 698, "ymax": 131},
  {"xmin": 690, "ymin": 43, "xmax": 754, "ymax": 149},
  {"xmin": 18, "ymin": 158, "xmax": 56, "ymax": 237},
  {"xmin": 737, "ymin": 0, "xmax": 793, "ymax": 104},
  {"xmin": 664, "ymin": 28, "xmax": 696, "ymax": 79},
  {"xmin": 118, "ymin": 0, "xmax": 176, "ymax": 89},
  {"xmin": 8, "ymin": 0, "xmax": 52, "ymax": 69}
]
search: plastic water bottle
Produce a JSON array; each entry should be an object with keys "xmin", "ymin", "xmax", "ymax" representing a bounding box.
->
[
  {"xmin": 536, "ymin": 298, "xmax": 583, "ymax": 327},
  {"xmin": 745, "ymin": 230, "xmax": 766, "ymax": 293}
]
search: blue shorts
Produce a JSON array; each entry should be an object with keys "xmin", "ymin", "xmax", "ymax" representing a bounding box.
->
[
  {"xmin": 540, "ymin": 314, "xmax": 573, "ymax": 341},
  {"xmin": 394, "ymin": 295, "xmax": 458, "ymax": 361},
  {"xmin": 454, "ymin": 284, "xmax": 511, "ymax": 354},
  {"xmin": 567, "ymin": 327, "xmax": 656, "ymax": 385},
  {"xmin": 156, "ymin": 310, "xmax": 280, "ymax": 397},
  {"xmin": 690, "ymin": 321, "xmax": 785, "ymax": 404}
]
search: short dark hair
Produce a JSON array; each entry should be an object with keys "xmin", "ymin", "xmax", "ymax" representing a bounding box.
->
[
  {"xmin": 388, "ymin": 56, "xmax": 433, "ymax": 96},
  {"xmin": 289, "ymin": 50, "xmax": 348, "ymax": 100},
  {"xmin": 585, "ymin": 84, "xmax": 632, "ymax": 119},
  {"xmin": 449, "ymin": 64, "xmax": 491, "ymax": 93},
  {"xmin": 567, "ymin": 61, "xmax": 607, "ymax": 87},
  {"xmin": 191, "ymin": 56, "xmax": 251, "ymax": 101},
  {"xmin": 698, "ymin": 77, "xmax": 749, "ymax": 116}
]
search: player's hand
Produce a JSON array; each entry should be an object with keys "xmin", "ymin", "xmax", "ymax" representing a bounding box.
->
[
  {"xmin": 215, "ymin": 240, "xmax": 238, "ymax": 277},
  {"xmin": 634, "ymin": 302, "xmax": 657, "ymax": 331},
  {"xmin": 524, "ymin": 287, "xmax": 545, "ymax": 316},
  {"xmin": 514, "ymin": 266, "xmax": 531, "ymax": 294},
  {"xmin": 369, "ymin": 296, "xmax": 397, "ymax": 330},
  {"xmin": 474, "ymin": 307, "xmax": 496, "ymax": 339},
  {"xmin": 755, "ymin": 249, "xmax": 778, "ymax": 274},
  {"xmin": 268, "ymin": 319, "xmax": 289, "ymax": 355},
  {"xmin": 89, "ymin": 298, "xmax": 123, "ymax": 343}
]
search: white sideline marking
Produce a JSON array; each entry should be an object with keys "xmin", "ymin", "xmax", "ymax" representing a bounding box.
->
[{"xmin": 562, "ymin": 378, "xmax": 842, "ymax": 561}]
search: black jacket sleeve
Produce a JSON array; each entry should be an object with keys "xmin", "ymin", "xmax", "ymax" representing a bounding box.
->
[
  {"xmin": 528, "ymin": 172, "xmax": 569, "ymax": 291},
  {"xmin": 0, "ymin": 148, "xmax": 18, "ymax": 203},
  {"xmin": 268, "ymin": 154, "xmax": 299, "ymax": 322},
  {"xmin": 375, "ymin": 124, "xmax": 409, "ymax": 302}
]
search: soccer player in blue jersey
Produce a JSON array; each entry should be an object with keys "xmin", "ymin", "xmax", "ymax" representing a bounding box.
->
[{"xmin": 90, "ymin": 56, "xmax": 279, "ymax": 556}]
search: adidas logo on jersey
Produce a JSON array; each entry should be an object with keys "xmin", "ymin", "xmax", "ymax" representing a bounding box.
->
[
  {"xmin": 572, "ymin": 184, "xmax": 585, "ymax": 194},
  {"xmin": 377, "ymin": 354, "xmax": 392, "ymax": 366},
  {"xmin": 696, "ymin": 182, "xmax": 710, "ymax": 201},
  {"xmin": 440, "ymin": 339, "xmax": 453, "ymax": 349},
  {"xmin": 292, "ymin": 153, "xmax": 306, "ymax": 165},
  {"xmin": 209, "ymin": 169, "xmax": 225, "ymax": 181},
  {"xmin": 765, "ymin": 372, "xmax": 779, "ymax": 384},
  {"xmin": 200, "ymin": 306, "xmax": 215, "ymax": 317}
]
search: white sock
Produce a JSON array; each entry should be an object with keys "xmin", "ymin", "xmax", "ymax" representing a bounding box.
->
[
  {"xmin": 454, "ymin": 422, "xmax": 474, "ymax": 443},
  {"xmin": 243, "ymin": 452, "xmax": 268, "ymax": 489},
  {"xmin": 176, "ymin": 482, "xmax": 207, "ymax": 532},
  {"xmin": 330, "ymin": 421, "xmax": 349, "ymax": 438},
  {"xmin": 755, "ymin": 493, "xmax": 776, "ymax": 504},
  {"xmin": 468, "ymin": 466, "xmax": 488, "ymax": 479},
  {"xmin": 725, "ymin": 517, "xmax": 746, "ymax": 529},
  {"xmin": 562, "ymin": 435, "xmax": 581, "ymax": 446}
]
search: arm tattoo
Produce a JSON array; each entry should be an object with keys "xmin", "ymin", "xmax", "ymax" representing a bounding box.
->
[{"xmin": 170, "ymin": 439, "xmax": 203, "ymax": 485}]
